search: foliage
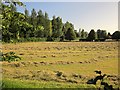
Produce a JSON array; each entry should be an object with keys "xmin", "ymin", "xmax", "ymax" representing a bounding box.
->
[
  {"xmin": 79, "ymin": 29, "xmax": 88, "ymax": 39},
  {"xmin": 46, "ymin": 36, "xmax": 54, "ymax": 41},
  {"xmin": 65, "ymin": 28, "xmax": 76, "ymax": 41},
  {"xmin": 1, "ymin": 1, "xmax": 29, "ymax": 42},
  {"xmin": 1, "ymin": 1, "xmax": 77, "ymax": 42},
  {"xmin": 87, "ymin": 29, "xmax": 96, "ymax": 41},
  {"xmin": 1, "ymin": 1, "xmax": 119, "ymax": 42},
  {"xmin": 97, "ymin": 29, "xmax": 107, "ymax": 39},
  {"xmin": 18, "ymin": 37, "xmax": 47, "ymax": 42},
  {"xmin": 52, "ymin": 16, "xmax": 63, "ymax": 38},
  {"xmin": 112, "ymin": 31, "xmax": 120, "ymax": 40},
  {"xmin": 87, "ymin": 71, "xmax": 114, "ymax": 90},
  {"xmin": 34, "ymin": 25, "xmax": 44, "ymax": 38},
  {"xmin": 75, "ymin": 30, "xmax": 80, "ymax": 38},
  {"xmin": 1, "ymin": 52, "xmax": 21, "ymax": 62}
]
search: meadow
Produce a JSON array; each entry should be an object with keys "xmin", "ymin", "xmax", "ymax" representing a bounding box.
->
[{"xmin": 1, "ymin": 42, "xmax": 119, "ymax": 88}]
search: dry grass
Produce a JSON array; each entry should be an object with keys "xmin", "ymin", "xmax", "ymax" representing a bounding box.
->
[{"xmin": 2, "ymin": 42, "xmax": 119, "ymax": 87}]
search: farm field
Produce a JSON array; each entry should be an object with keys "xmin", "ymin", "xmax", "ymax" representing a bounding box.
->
[{"xmin": 1, "ymin": 42, "xmax": 119, "ymax": 88}]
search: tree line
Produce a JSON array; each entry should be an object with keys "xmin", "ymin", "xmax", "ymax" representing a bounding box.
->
[
  {"xmin": 79, "ymin": 29, "xmax": 120, "ymax": 41},
  {"xmin": 1, "ymin": 1, "xmax": 120, "ymax": 42}
]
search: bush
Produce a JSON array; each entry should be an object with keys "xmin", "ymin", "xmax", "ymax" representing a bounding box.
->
[
  {"xmin": 47, "ymin": 37, "xmax": 60, "ymax": 42},
  {"xmin": 1, "ymin": 52, "xmax": 21, "ymax": 62},
  {"xmin": 27, "ymin": 37, "xmax": 47, "ymax": 42},
  {"xmin": 17, "ymin": 38, "xmax": 47, "ymax": 42},
  {"xmin": 46, "ymin": 36, "xmax": 54, "ymax": 41}
]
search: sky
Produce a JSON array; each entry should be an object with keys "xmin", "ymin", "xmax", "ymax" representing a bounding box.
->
[{"xmin": 17, "ymin": 2, "xmax": 118, "ymax": 34}]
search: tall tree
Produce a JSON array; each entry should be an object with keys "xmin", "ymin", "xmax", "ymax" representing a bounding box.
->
[
  {"xmin": 97, "ymin": 29, "xmax": 107, "ymax": 39},
  {"xmin": 30, "ymin": 8, "xmax": 37, "ymax": 37},
  {"xmin": 63, "ymin": 21, "xmax": 75, "ymax": 39},
  {"xmin": 87, "ymin": 29, "xmax": 96, "ymax": 41},
  {"xmin": 25, "ymin": 9, "xmax": 29, "ymax": 16},
  {"xmin": 56, "ymin": 17, "xmax": 63, "ymax": 38},
  {"xmin": 65, "ymin": 28, "xmax": 76, "ymax": 41},
  {"xmin": 64, "ymin": 22, "xmax": 70, "ymax": 34},
  {"xmin": 30, "ymin": 8, "xmax": 37, "ymax": 26},
  {"xmin": 52, "ymin": 16, "xmax": 57, "ymax": 38},
  {"xmin": 97, "ymin": 29, "xmax": 101, "ymax": 39},
  {"xmin": 24, "ymin": 9, "xmax": 29, "ymax": 23},
  {"xmin": 44, "ymin": 12, "xmax": 51, "ymax": 37},
  {"xmin": 37, "ymin": 10, "xmax": 44, "ymax": 25},
  {"xmin": 112, "ymin": 31, "xmax": 120, "ymax": 40},
  {"xmin": 84, "ymin": 31, "xmax": 88, "ymax": 39},
  {"xmin": 101, "ymin": 30, "xmax": 107, "ymax": 39},
  {"xmin": 81, "ymin": 29, "xmax": 85, "ymax": 39},
  {"xmin": 45, "ymin": 12, "xmax": 49, "ymax": 19}
]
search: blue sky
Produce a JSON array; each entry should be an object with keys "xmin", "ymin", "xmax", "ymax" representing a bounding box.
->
[{"xmin": 17, "ymin": 2, "xmax": 118, "ymax": 33}]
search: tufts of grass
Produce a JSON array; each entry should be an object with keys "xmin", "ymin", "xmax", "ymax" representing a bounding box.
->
[{"xmin": 2, "ymin": 42, "xmax": 118, "ymax": 88}]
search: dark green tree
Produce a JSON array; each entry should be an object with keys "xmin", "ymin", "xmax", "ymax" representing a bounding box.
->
[
  {"xmin": 52, "ymin": 16, "xmax": 58, "ymax": 38},
  {"xmin": 52, "ymin": 16, "xmax": 63, "ymax": 39},
  {"xmin": 80, "ymin": 29, "xmax": 85, "ymax": 39},
  {"xmin": 44, "ymin": 12, "xmax": 51, "ymax": 37},
  {"xmin": 63, "ymin": 22, "xmax": 71, "ymax": 34},
  {"xmin": 37, "ymin": 10, "xmax": 44, "ymax": 25},
  {"xmin": 63, "ymin": 21, "xmax": 75, "ymax": 39},
  {"xmin": 87, "ymin": 29, "xmax": 96, "ymax": 41},
  {"xmin": 24, "ymin": 9, "xmax": 29, "ymax": 22},
  {"xmin": 56, "ymin": 17, "xmax": 63, "ymax": 38},
  {"xmin": 112, "ymin": 31, "xmax": 120, "ymax": 40},
  {"xmin": 84, "ymin": 31, "xmax": 88, "ymax": 39},
  {"xmin": 30, "ymin": 8, "xmax": 37, "ymax": 37},
  {"xmin": 97, "ymin": 29, "xmax": 101, "ymax": 39},
  {"xmin": 30, "ymin": 8, "xmax": 37, "ymax": 25},
  {"xmin": 101, "ymin": 30, "xmax": 107, "ymax": 39},
  {"xmin": 97, "ymin": 29, "xmax": 107, "ymax": 39},
  {"xmin": 25, "ymin": 9, "xmax": 29, "ymax": 16},
  {"xmin": 65, "ymin": 28, "xmax": 76, "ymax": 41}
]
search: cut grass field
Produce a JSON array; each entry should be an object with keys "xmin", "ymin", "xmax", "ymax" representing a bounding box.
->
[{"xmin": 1, "ymin": 42, "xmax": 119, "ymax": 88}]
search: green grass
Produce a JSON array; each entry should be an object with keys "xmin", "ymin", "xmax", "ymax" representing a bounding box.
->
[{"xmin": 2, "ymin": 78, "xmax": 96, "ymax": 88}]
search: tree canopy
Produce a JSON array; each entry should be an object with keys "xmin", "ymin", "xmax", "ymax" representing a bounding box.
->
[
  {"xmin": 87, "ymin": 29, "xmax": 96, "ymax": 41},
  {"xmin": 1, "ymin": 1, "xmax": 119, "ymax": 42},
  {"xmin": 65, "ymin": 28, "xmax": 76, "ymax": 41},
  {"xmin": 112, "ymin": 31, "xmax": 120, "ymax": 40}
]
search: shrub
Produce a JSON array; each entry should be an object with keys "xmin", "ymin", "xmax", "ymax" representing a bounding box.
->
[
  {"xmin": 1, "ymin": 52, "xmax": 21, "ymax": 62},
  {"xmin": 46, "ymin": 36, "xmax": 54, "ymax": 41}
]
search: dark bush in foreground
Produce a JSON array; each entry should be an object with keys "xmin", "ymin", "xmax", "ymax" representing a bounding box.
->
[{"xmin": 1, "ymin": 52, "xmax": 21, "ymax": 62}]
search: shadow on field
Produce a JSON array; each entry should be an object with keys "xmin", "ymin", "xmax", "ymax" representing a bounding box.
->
[{"xmin": 87, "ymin": 70, "xmax": 119, "ymax": 90}]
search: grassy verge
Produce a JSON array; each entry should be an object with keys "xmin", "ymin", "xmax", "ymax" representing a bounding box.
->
[{"xmin": 2, "ymin": 78, "xmax": 96, "ymax": 88}]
